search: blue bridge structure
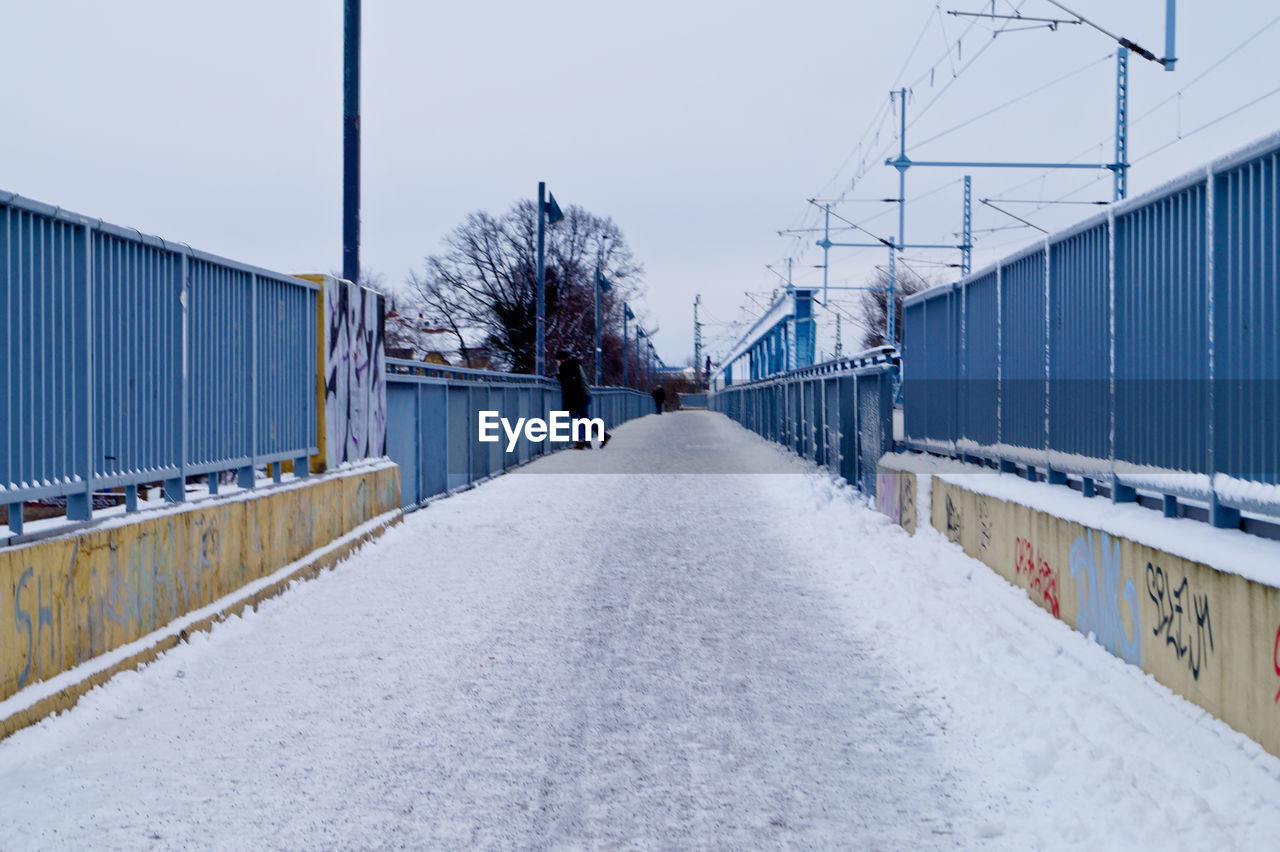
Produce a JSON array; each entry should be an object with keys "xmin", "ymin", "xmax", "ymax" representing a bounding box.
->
[{"xmin": 2, "ymin": 127, "xmax": 1280, "ymax": 849}]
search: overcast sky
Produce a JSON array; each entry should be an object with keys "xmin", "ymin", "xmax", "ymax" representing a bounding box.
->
[{"xmin": 4, "ymin": 1, "xmax": 1278, "ymax": 366}]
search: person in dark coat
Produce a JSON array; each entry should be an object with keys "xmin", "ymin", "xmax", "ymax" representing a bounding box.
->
[
  {"xmin": 651, "ymin": 385, "xmax": 666, "ymax": 414},
  {"xmin": 555, "ymin": 350, "xmax": 611, "ymax": 448}
]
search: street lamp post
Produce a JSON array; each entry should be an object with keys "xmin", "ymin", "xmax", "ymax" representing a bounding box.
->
[
  {"xmin": 622, "ymin": 303, "xmax": 631, "ymax": 388},
  {"xmin": 636, "ymin": 326, "xmax": 646, "ymax": 389},
  {"xmin": 594, "ymin": 265, "xmax": 611, "ymax": 384},
  {"xmin": 534, "ymin": 182, "xmax": 564, "ymax": 376}
]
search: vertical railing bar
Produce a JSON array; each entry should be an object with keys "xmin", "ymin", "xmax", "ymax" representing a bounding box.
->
[
  {"xmin": 1206, "ymin": 166, "xmax": 1231, "ymax": 525},
  {"xmin": 78, "ymin": 220, "xmax": 95, "ymax": 520},
  {"xmin": 1107, "ymin": 206, "xmax": 1117, "ymax": 490}
]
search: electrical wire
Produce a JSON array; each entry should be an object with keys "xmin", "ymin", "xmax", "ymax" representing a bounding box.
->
[
  {"xmin": 1133, "ymin": 12, "xmax": 1280, "ymax": 125},
  {"xmin": 987, "ymin": 9, "xmax": 1280, "ymax": 206},
  {"xmin": 909, "ymin": 51, "xmax": 1114, "ymax": 151},
  {"xmin": 1132, "ymin": 83, "xmax": 1280, "ymax": 165}
]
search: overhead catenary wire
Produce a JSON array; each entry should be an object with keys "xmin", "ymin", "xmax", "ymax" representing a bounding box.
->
[
  {"xmin": 909, "ymin": 51, "xmax": 1114, "ymax": 151},
  {"xmin": 980, "ymin": 198, "xmax": 1048, "ymax": 233},
  {"xmin": 1132, "ymin": 83, "xmax": 1280, "ymax": 165}
]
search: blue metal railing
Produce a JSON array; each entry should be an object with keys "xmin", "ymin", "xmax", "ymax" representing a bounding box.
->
[
  {"xmin": 708, "ymin": 348, "xmax": 899, "ymax": 495},
  {"xmin": 385, "ymin": 359, "xmax": 651, "ymax": 508},
  {"xmin": 1, "ymin": 191, "xmax": 318, "ymax": 531},
  {"xmin": 901, "ymin": 130, "xmax": 1280, "ymax": 527}
]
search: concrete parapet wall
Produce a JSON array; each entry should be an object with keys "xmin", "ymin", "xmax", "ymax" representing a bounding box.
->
[
  {"xmin": 877, "ymin": 454, "xmax": 1280, "ymax": 759},
  {"xmin": 0, "ymin": 463, "xmax": 401, "ymax": 738}
]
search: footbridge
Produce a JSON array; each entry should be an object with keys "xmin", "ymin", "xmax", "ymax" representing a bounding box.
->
[{"xmin": 3, "ymin": 132, "xmax": 1280, "ymax": 847}]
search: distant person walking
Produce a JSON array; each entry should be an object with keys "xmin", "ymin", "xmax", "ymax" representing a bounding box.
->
[
  {"xmin": 556, "ymin": 350, "xmax": 611, "ymax": 448},
  {"xmin": 651, "ymin": 386, "xmax": 666, "ymax": 415}
]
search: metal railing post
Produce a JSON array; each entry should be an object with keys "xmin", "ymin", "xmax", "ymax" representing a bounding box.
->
[
  {"xmin": 238, "ymin": 273, "xmax": 259, "ymax": 490},
  {"xmin": 67, "ymin": 219, "xmax": 94, "ymax": 522}
]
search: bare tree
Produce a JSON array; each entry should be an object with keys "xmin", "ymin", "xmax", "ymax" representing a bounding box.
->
[
  {"xmin": 330, "ymin": 267, "xmax": 431, "ymax": 358},
  {"xmin": 407, "ymin": 200, "xmax": 642, "ymax": 376},
  {"xmin": 858, "ymin": 268, "xmax": 931, "ymax": 350}
]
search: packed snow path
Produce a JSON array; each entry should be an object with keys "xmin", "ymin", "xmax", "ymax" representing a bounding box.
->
[{"xmin": 3, "ymin": 412, "xmax": 1280, "ymax": 850}]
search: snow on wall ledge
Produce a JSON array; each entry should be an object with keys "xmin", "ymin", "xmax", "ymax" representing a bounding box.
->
[
  {"xmin": 0, "ymin": 463, "xmax": 401, "ymax": 740},
  {"xmin": 877, "ymin": 453, "xmax": 1280, "ymax": 760}
]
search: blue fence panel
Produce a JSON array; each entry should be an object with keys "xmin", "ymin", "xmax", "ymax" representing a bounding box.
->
[
  {"xmin": 188, "ymin": 260, "xmax": 254, "ymax": 472},
  {"xmin": 708, "ymin": 349, "xmax": 898, "ymax": 497},
  {"xmin": 856, "ymin": 370, "xmax": 892, "ymax": 493},
  {"xmin": 1, "ymin": 204, "xmax": 85, "ymax": 497},
  {"xmin": 1049, "ymin": 223, "xmax": 1110, "ymax": 463},
  {"xmin": 1000, "ymin": 248, "xmax": 1047, "ymax": 456},
  {"xmin": 1214, "ymin": 151, "xmax": 1280, "ymax": 485},
  {"xmin": 899, "ymin": 131, "xmax": 1280, "ymax": 526},
  {"xmin": 93, "ymin": 230, "xmax": 183, "ymax": 486},
  {"xmin": 1, "ymin": 191, "xmax": 318, "ymax": 529},
  {"xmin": 925, "ymin": 289, "xmax": 959, "ymax": 448},
  {"xmin": 901, "ymin": 292, "xmax": 928, "ymax": 445},
  {"xmin": 383, "ymin": 359, "xmax": 650, "ymax": 509},
  {"xmin": 961, "ymin": 270, "xmax": 999, "ymax": 449},
  {"xmin": 256, "ymin": 273, "xmax": 317, "ymax": 462},
  {"xmin": 1114, "ymin": 180, "xmax": 1208, "ymax": 475}
]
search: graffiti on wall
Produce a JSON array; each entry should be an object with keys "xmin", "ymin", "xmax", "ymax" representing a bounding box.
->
[
  {"xmin": 978, "ymin": 498, "xmax": 993, "ymax": 558},
  {"xmin": 900, "ymin": 475, "xmax": 916, "ymax": 532},
  {"xmin": 876, "ymin": 471, "xmax": 900, "ymax": 525},
  {"xmin": 12, "ymin": 561, "xmax": 73, "ymax": 690},
  {"xmin": 1070, "ymin": 530, "xmax": 1142, "ymax": 666},
  {"xmin": 1274, "ymin": 625, "xmax": 1280, "ymax": 703},
  {"xmin": 945, "ymin": 493, "xmax": 962, "ymax": 544},
  {"xmin": 1014, "ymin": 536, "xmax": 1061, "ymax": 618},
  {"xmin": 325, "ymin": 278, "xmax": 388, "ymax": 469},
  {"xmin": 1144, "ymin": 562, "xmax": 1213, "ymax": 681}
]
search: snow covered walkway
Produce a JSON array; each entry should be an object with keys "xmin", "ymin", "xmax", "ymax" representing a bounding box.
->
[{"xmin": 2, "ymin": 411, "xmax": 1280, "ymax": 850}]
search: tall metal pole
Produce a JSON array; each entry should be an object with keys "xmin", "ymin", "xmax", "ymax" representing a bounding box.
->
[
  {"xmin": 962, "ymin": 175, "xmax": 973, "ymax": 276},
  {"xmin": 889, "ymin": 87, "xmax": 907, "ymax": 352},
  {"xmin": 1115, "ymin": 49, "xmax": 1129, "ymax": 201},
  {"xmin": 622, "ymin": 304, "xmax": 629, "ymax": 388},
  {"xmin": 636, "ymin": 326, "xmax": 643, "ymax": 389},
  {"xmin": 342, "ymin": 0, "xmax": 360, "ymax": 284},
  {"xmin": 1165, "ymin": 0, "xmax": 1177, "ymax": 70},
  {"xmin": 593, "ymin": 264, "xmax": 602, "ymax": 383},
  {"xmin": 896, "ymin": 87, "xmax": 907, "ymax": 251},
  {"xmin": 536, "ymin": 181, "xmax": 546, "ymax": 376},
  {"xmin": 822, "ymin": 204, "xmax": 830, "ymax": 305},
  {"xmin": 887, "ymin": 246, "xmax": 897, "ymax": 347},
  {"xmin": 693, "ymin": 294, "xmax": 702, "ymax": 388}
]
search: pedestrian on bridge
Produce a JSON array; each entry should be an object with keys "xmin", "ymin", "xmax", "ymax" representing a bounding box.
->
[
  {"xmin": 556, "ymin": 350, "xmax": 611, "ymax": 449},
  {"xmin": 651, "ymin": 385, "xmax": 666, "ymax": 414}
]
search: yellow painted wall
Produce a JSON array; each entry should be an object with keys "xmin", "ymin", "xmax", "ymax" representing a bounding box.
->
[
  {"xmin": 877, "ymin": 459, "xmax": 1280, "ymax": 759},
  {"xmin": 294, "ymin": 272, "xmax": 332, "ymax": 474},
  {"xmin": 875, "ymin": 468, "xmax": 919, "ymax": 535},
  {"xmin": 0, "ymin": 465, "xmax": 400, "ymax": 711}
]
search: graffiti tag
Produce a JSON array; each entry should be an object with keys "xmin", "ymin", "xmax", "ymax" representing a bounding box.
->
[
  {"xmin": 978, "ymin": 498, "xmax": 993, "ymax": 557},
  {"xmin": 876, "ymin": 471, "xmax": 900, "ymax": 525},
  {"xmin": 1274, "ymin": 625, "xmax": 1280, "ymax": 703},
  {"xmin": 900, "ymin": 475, "xmax": 917, "ymax": 532},
  {"xmin": 945, "ymin": 493, "xmax": 962, "ymax": 543},
  {"xmin": 1070, "ymin": 530, "xmax": 1142, "ymax": 666},
  {"xmin": 1145, "ymin": 563, "xmax": 1213, "ymax": 680},
  {"xmin": 1014, "ymin": 536, "xmax": 1061, "ymax": 618}
]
